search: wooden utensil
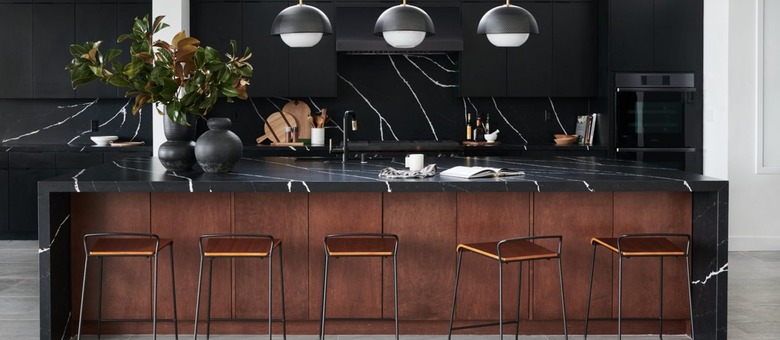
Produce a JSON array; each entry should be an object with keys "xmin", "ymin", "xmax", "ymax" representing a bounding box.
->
[
  {"xmin": 282, "ymin": 100, "xmax": 312, "ymax": 139},
  {"xmin": 256, "ymin": 111, "xmax": 298, "ymax": 144}
]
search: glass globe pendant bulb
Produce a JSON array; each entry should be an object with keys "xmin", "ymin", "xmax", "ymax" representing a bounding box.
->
[
  {"xmin": 486, "ymin": 33, "xmax": 529, "ymax": 47},
  {"xmin": 382, "ymin": 31, "xmax": 426, "ymax": 49},
  {"xmin": 280, "ymin": 32, "xmax": 324, "ymax": 48}
]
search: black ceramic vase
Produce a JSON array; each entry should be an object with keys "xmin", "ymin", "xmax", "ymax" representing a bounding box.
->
[
  {"xmin": 158, "ymin": 114, "xmax": 197, "ymax": 172},
  {"xmin": 195, "ymin": 118, "xmax": 243, "ymax": 173}
]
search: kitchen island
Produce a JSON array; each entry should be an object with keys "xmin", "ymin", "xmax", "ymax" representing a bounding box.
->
[{"xmin": 38, "ymin": 156, "xmax": 728, "ymax": 339}]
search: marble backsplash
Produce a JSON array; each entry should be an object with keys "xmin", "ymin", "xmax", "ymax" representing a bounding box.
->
[{"xmin": 0, "ymin": 54, "xmax": 597, "ymax": 147}]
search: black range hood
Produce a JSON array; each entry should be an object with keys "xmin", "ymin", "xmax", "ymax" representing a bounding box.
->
[{"xmin": 336, "ymin": 6, "xmax": 463, "ymax": 53}]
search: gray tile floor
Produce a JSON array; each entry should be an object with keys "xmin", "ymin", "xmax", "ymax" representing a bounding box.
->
[{"xmin": 1, "ymin": 240, "xmax": 774, "ymax": 339}]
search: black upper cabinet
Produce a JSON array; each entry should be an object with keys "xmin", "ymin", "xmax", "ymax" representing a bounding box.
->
[
  {"xmin": 460, "ymin": 2, "xmax": 506, "ymax": 97},
  {"xmin": 653, "ymin": 0, "xmax": 702, "ymax": 72},
  {"xmin": 289, "ymin": 2, "xmax": 336, "ymax": 97},
  {"xmin": 0, "ymin": 4, "xmax": 33, "ymax": 98},
  {"xmin": 116, "ymin": 2, "xmax": 152, "ymax": 98},
  {"xmin": 192, "ymin": 1, "xmax": 243, "ymax": 58},
  {"xmin": 552, "ymin": 1, "xmax": 597, "ymax": 97},
  {"xmin": 507, "ymin": 2, "xmax": 552, "ymax": 97},
  {"xmin": 0, "ymin": 169, "xmax": 7, "ymax": 235},
  {"xmin": 610, "ymin": 0, "xmax": 701, "ymax": 72},
  {"xmin": 33, "ymin": 3, "xmax": 75, "ymax": 98},
  {"xmin": 74, "ymin": 3, "xmax": 117, "ymax": 98},
  {"xmin": 242, "ymin": 1, "xmax": 290, "ymax": 97}
]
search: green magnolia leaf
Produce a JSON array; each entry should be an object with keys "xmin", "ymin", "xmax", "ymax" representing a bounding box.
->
[
  {"xmin": 221, "ymin": 86, "xmax": 238, "ymax": 97},
  {"xmin": 69, "ymin": 44, "xmax": 89, "ymax": 58}
]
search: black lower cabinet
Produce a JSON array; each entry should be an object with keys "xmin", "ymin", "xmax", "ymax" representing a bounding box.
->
[{"xmin": 9, "ymin": 168, "xmax": 55, "ymax": 238}]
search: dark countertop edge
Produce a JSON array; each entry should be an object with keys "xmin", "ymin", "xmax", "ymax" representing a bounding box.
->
[{"xmin": 2, "ymin": 144, "xmax": 151, "ymax": 152}]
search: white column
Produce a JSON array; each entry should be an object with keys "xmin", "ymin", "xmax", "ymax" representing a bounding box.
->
[
  {"xmin": 703, "ymin": 0, "xmax": 729, "ymax": 179},
  {"xmin": 151, "ymin": 0, "xmax": 190, "ymax": 156}
]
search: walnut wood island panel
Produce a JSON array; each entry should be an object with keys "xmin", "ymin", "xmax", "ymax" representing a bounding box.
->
[{"xmin": 38, "ymin": 156, "xmax": 728, "ymax": 339}]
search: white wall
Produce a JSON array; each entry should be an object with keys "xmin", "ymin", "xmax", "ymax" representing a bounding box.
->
[
  {"xmin": 703, "ymin": 0, "xmax": 729, "ymax": 179},
  {"xmin": 726, "ymin": 0, "xmax": 780, "ymax": 250},
  {"xmin": 151, "ymin": 0, "xmax": 190, "ymax": 156}
]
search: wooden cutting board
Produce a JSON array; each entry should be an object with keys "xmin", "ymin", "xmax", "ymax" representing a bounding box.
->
[
  {"xmin": 256, "ymin": 111, "xmax": 298, "ymax": 144},
  {"xmin": 282, "ymin": 100, "xmax": 312, "ymax": 140}
]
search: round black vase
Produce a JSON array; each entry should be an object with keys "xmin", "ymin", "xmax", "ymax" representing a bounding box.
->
[
  {"xmin": 158, "ymin": 114, "xmax": 197, "ymax": 172},
  {"xmin": 195, "ymin": 118, "xmax": 243, "ymax": 173}
]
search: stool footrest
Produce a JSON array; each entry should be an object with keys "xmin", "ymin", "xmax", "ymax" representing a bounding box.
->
[
  {"xmin": 87, "ymin": 318, "xmax": 178, "ymax": 323},
  {"xmin": 450, "ymin": 320, "xmax": 519, "ymax": 332},
  {"xmin": 206, "ymin": 317, "xmax": 286, "ymax": 323}
]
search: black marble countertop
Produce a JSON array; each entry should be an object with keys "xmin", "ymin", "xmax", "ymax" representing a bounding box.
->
[{"xmin": 39, "ymin": 155, "xmax": 727, "ymax": 194}]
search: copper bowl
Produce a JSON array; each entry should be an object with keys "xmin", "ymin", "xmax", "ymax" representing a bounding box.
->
[{"xmin": 553, "ymin": 135, "xmax": 578, "ymax": 145}]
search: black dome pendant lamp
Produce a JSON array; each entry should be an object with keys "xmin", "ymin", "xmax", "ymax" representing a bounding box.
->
[
  {"xmin": 478, "ymin": 0, "xmax": 539, "ymax": 47},
  {"xmin": 271, "ymin": 0, "xmax": 333, "ymax": 48},
  {"xmin": 374, "ymin": 0, "xmax": 435, "ymax": 49}
]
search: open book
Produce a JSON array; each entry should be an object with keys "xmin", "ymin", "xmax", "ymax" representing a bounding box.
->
[{"xmin": 440, "ymin": 166, "xmax": 525, "ymax": 179}]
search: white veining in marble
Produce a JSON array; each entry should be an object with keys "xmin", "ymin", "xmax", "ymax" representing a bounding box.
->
[
  {"xmin": 58, "ymin": 312, "xmax": 71, "ymax": 340},
  {"xmin": 385, "ymin": 181, "xmax": 392, "ymax": 192},
  {"xmin": 402, "ymin": 55, "xmax": 458, "ymax": 87},
  {"xmin": 533, "ymin": 180, "xmax": 541, "ymax": 192},
  {"xmin": 583, "ymin": 180, "xmax": 595, "ymax": 192},
  {"xmin": 547, "ymin": 97, "xmax": 568, "ymax": 135},
  {"xmin": 389, "ymin": 55, "xmax": 439, "ymax": 140},
  {"xmin": 274, "ymin": 96, "xmax": 292, "ymax": 102},
  {"xmin": 266, "ymin": 97, "xmax": 284, "ymax": 112},
  {"xmin": 445, "ymin": 53, "xmax": 457, "ymax": 65},
  {"xmin": 72, "ymin": 169, "xmax": 85, "ymax": 192},
  {"xmin": 692, "ymin": 263, "xmax": 728, "ymax": 285},
  {"xmin": 338, "ymin": 73, "xmax": 399, "ymax": 141},
  {"xmin": 39, "ymin": 215, "xmax": 70, "ymax": 254},
  {"xmin": 5, "ymin": 147, "xmax": 12, "ymax": 151},
  {"xmin": 407, "ymin": 55, "xmax": 458, "ymax": 73},
  {"xmin": 169, "ymin": 171, "xmax": 194, "ymax": 192},
  {"xmin": 2, "ymin": 99, "xmax": 98, "ymax": 143},
  {"xmin": 131, "ymin": 107, "xmax": 143, "ymax": 141},
  {"xmin": 467, "ymin": 97, "xmax": 479, "ymax": 115},
  {"xmin": 492, "ymin": 97, "xmax": 528, "ymax": 144},
  {"xmin": 287, "ymin": 180, "xmax": 311, "ymax": 192},
  {"xmin": 683, "ymin": 180, "xmax": 693, "ymax": 192},
  {"xmin": 248, "ymin": 97, "xmax": 266, "ymax": 123},
  {"xmin": 67, "ymin": 99, "xmax": 131, "ymax": 144},
  {"xmin": 308, "ymin": 97, "xmax": 322, "ymax": 112}
]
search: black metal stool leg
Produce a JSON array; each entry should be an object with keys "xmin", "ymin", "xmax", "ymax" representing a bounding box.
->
[
  {"xmin": 515, "ymin": 261, "xmax": 522, "ymax": 340},
  {"xmin": 206, "ymin": 258, "xmax": 214, "ymax": 340},
  {"xmin": 97, "ymin": 257, "xmax": 104, "ymax": 340},
  {"xmin": 558, "ymin": 256, "xmax": 568, "ymax": 340},
  {"xmin": 279, "ymin": 244, "xmax": 287, "ymax": 340},
  {"xmin": 584, "ymin": 244, "xmax": 597, "ymax": 339},
  {"xmin": 319, "ymin": 251, "xmax": 330, "ymax": 340},
  {"xmin": 153, "ymin": 252, "xmax": 159, "ymax": 340},
  {"xmin": 169, "ymin": 244, "xmax": 178, "ymax": 340},
  {"xmin": 76, "ymin": 255, "xmax": 89, "ymax": 340},
  {"xmin": 194, "ymin": 252, "xmax": 205, "ymax": 340},
  {"xmin": 448, "ymin": 250, "xmax": 464, "ymax": 340},
  {"xmin": 686, "ymin": 255, "xmax": 695, "ymax": 340},
  {"xmin": 659, "ymin": 257, "xmax": 664, "ymax": 339},
  {"xmin": 393, "ymin": 253, "xmax": 399, "ymax": 340},
  {"xmin": 618, "ymin": 255, "xmax": 623, "ymax": 340},
  {"xmin": 498, "ymin": 260, "xmax": 504, "ymax": 339},
  {"xmin": 268, "ymin": 252, "xmax": 273, "ymax": 340}
]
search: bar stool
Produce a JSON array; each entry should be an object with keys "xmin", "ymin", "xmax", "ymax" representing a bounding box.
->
[
  {"xmin": 448, "ymin": 235, "xmax": 568, "ymax": 340},
  {"xmin": 584, "ymin": 233, "xmax": 694, "ymax": 339},
  {"xmin": 194, "ymin": 234, "xmax": 286, "ymax": 340},
  {"xmin": 320, "ymin": 233, "xmax": 399, "ymax": 340},
  {"xmin": 76, "ymin": 232, "xmax": 178, "ymax": 340}
]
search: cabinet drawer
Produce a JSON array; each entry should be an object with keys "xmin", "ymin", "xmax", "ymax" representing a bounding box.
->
[
  {"xmin": 55, "ymin": 152, "xmax": 103, "ymax": 169},
  {"xmin": 0, "ymin": 152, "xmax": 7, "ymax": 169},
  {"xmin": 9, "ymin": 151, "xmax": 55, "ymax": 169}
]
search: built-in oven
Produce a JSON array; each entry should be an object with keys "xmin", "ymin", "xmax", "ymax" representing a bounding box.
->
[{"xmin": 614, "ymin": 73, "xmax": 701, "ymax": 173}]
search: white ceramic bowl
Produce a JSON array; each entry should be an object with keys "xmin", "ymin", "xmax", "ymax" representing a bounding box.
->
[
  {"xmin": 90, "ymin": 135, "xmax": 118, "ymax": 146},
  {"xmin": 484, "ymin": 134, "xmax": 498, "ymax": 143}
]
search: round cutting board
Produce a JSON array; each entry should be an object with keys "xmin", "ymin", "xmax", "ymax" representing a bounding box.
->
[{"xmin": 256, "ymin": 111, "xmax": 297, "ymax": 144}]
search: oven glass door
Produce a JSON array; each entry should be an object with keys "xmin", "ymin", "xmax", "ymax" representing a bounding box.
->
[
  {"xmin": 615, "ymin": 91, "xmax": 692, "ymax": 148},
  {"xmin": 616, "ymin": 151, "xmax": 688, "ymax": 171}
]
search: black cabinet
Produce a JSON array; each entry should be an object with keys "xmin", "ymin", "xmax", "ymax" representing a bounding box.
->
[
  {"xmin": 74, "ymin": 3, "xmax": 117, "ymax": 98},
  {"xmin": 33, "ymin": 3, "xmax": 75, "ymax": 98},
  {"xmin": 242, "ymin": 1, "xmax": 290, "ymax": 97},
  {"xmin": 193, "ymin": 0, "xmax": 337, "ymax": 97},
  {"xmin": 289, "ymin": 2, "xmax": 336, "ymax": 97},
  {"xmin": 0, "ymin": 4, "xmax": 33, "ymax": 98},
  {"xmin": 507, "ymin": 1, "xmax": 552, "ymax": 97},
  {"xmin": 116, "ymin": 2, "xmax": 153, "ymax": 98},
  {"xmin": 462, "ymin": 1, "xmax": 596, "ymax": 97},
  {"xmin": 460, "ymin": 2, "xmax": 507, "ymax": 97},
  {"xmin": 610, "ymin": 0, "xmax": 701, "ymax": 72},
  {"xmin": 0, "ymin": 152, "xmax": 7, "ymax": 235},
  {"xmin": 552, "ymin": 1, "xmax": 597, "ymax": 97}
]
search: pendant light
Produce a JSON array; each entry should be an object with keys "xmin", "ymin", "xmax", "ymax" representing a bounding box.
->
[
  {"xmin": 374, "ymin": 0, "xmax": 435, "ymax": 49},
  {"xmin": 271, "ymin": 0, "xmax": 333, "ymax": 48},
  {"xmin": 478, "ymin": 0, "xmax": 538, "ymax": 47}
]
